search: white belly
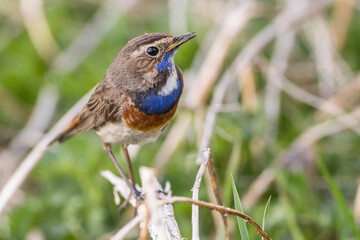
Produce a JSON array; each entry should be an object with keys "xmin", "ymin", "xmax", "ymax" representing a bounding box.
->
[{"xmin": 95, "ymin": 121, "xmax": 163, "ymax": 145}]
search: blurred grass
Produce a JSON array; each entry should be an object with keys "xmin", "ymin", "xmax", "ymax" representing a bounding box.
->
[
  {"xmin": 261, "ymin": 196, "xmax": 271, "ymax": 240},
  {"xmin": 232, "ymin": 175, "xmax": 250, "ymax": 240},
  {"xmin": 1, "ymin": 0, "xmax": 360, "ymax": 239},
  {"xmin": 317, "ymin": 157, "xmax": 360, "ymax": 239}
]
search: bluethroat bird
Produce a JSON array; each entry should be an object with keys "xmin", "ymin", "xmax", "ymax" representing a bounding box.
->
[{"xmin": 54, "ymin": 32, "xmax": 196, "ymax": 199}]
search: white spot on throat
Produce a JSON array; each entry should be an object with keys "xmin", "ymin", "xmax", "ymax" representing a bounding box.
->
[{"xmin": 158, "ymin": 63, "xmax": 178, "ymax": 96}]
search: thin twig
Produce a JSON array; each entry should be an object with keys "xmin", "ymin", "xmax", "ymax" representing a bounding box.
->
[
  {"xmin": 110, "ymin": 213, "xmax": 145, "ymax": 240},
  {"xmin": 191, "ymin": 148, "xmax": 210, "ymax": 240},
  {"xmin": 206, "ymin": 154, "xmax": 229, "ymax": 240},
  {"xmin": 206, "ymin": 153, "xmax": 224, "ymax": 206},
  {"xmin": 165, "ymin": 196, "xmax": 272, "ymax": 240},
  {"xmin": 203, "ymin": 172, "xmax": 224, "ymax": 237}
]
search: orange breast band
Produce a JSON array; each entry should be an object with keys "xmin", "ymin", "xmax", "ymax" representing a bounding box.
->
[{"xmin": 122, "ymin": 99, "xmax": 178, "ymax": 131}]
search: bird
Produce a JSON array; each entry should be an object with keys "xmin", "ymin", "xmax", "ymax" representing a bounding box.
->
[{"xmin": 53, "ymin": 32, "xmax": 197, "ymax": 199}]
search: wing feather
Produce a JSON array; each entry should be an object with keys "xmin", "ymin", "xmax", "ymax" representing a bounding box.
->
[{"xmin": 55, "ymin": 78, "xmax": 125, "ymax": 142}]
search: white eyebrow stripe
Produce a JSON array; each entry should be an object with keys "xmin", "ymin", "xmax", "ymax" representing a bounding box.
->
[{"xmin": 130, "ymin": 37, "xmax": 172, "ymax": 57}]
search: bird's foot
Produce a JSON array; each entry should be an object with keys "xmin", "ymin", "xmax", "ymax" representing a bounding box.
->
[
  {"xmin": 117, "ymin": 187, "xmax": 143, "ymax": 216},
  {"xmin": 133, "ymin": 187, "xmax": 144, "ymax": 202},
  {"xmin": 156, "ymin": 189, "xmax": 167, "ymax": 195},
  {"xmin": 132, "ymin": 187, "xmax": 144, "ymax": 217}
]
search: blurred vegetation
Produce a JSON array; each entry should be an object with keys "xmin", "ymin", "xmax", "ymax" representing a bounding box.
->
[{"xmin": 1, "ymin": 0, "xmax": 360, "ymax": 239}]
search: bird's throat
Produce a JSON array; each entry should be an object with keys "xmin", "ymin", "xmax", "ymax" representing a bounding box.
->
[
  {"xmin": 136, "ymin": 70, "xmax": 183, "ymax": 115},
  {"xmin": 156, "ymin": 51, "xmax": 173, "ymax": 72}
]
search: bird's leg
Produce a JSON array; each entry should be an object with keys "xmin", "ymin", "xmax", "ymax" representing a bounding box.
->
[
  {"xmin": 102, "ymin": 143, "xmax": 142, "ymax": 201},
  {"xmin": 121, "ymin": 145, "xmax": 139, "ymax": 214},
  {"xmin": 122, "ymin": 145, "xmax": 136, "ymax": 187}
]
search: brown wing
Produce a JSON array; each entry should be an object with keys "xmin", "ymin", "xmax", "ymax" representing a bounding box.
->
[{"xmin": 56, "ymin": 78, "xmax": 125, "ymax": 142}]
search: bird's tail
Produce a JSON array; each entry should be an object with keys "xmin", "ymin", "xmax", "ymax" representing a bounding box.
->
[{"xmin": 49, "ymin": 114, "xmax": 81, "ymax": 145}]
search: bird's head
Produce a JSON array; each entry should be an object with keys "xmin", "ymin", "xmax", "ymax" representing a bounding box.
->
[{"xmin": 106, "ymin": 32, "xmax": 196, "ymax": 92}]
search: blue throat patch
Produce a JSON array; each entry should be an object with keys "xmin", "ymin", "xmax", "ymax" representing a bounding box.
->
[
  {"xmin": 137, "ymin": 78, "xmax": 182, "ymax": 115},
  {"xmin": 155, "ymin": 51, "xmax": 173, "ymax": 72}
]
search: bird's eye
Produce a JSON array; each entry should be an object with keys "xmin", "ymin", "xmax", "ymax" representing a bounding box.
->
[{"xmin": 146, "ymin": 46, "xmax": 159, "ymax": 57}]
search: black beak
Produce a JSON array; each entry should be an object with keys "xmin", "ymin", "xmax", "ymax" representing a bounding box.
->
[{"xmin": 166, "ymin": 32, "xmax": 197, "ymax": 52}]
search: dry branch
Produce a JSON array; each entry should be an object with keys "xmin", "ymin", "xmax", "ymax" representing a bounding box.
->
[
  {"xmin": 102, "ymin": 169, "xmax": 182, "ymax": 240},
  {"xmin": 103, "ymin": 164, "xmax": 270, "ymax": 240},
  {"xmin": 165, "ymin": 196, "xmax": 271, "ymax": 240},
  {"xmin": 205, "ymin": 153, "xmax": 229, "ymax": 240},
  {"xmin": 110, "ymin": 214, "xmax": 145, "ymax": 240},
  {"xmin": 191, "ymin": 148, "xmax": 210, "ymax": 240},
  {"xmin": 140, "ymin": 167, "xmax": 175, "ymax": 240}
]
